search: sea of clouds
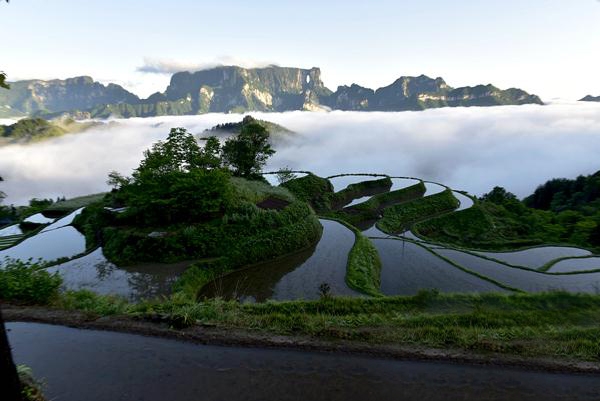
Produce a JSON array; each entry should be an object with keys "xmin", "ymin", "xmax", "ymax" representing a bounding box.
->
[{"xmin": 1, "ymin": 102, "xmax": 600, "ymax": 205}]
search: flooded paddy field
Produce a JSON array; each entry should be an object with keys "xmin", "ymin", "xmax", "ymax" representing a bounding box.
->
[
  {"xmin": 547, "ymin": 257, "xmax": 600, "ymax": 273},
  {"xmin": 328, "ymin": 174, "xmax": 387, "ymax": 192},
  {"xmin": 473, "ymin": 247, "xmax": 592, "ymax": 270},
  {"xmin": 46, "ymin": 248, "xmax": 188, "ymax": 301},
  {"xmin": 436, "ymin": 248, "xmax": 600, "ymax": 293},
  {"xmin": 201, "ymin": 219, "xmax": 359, "ymax": 301},
  {"xmin": 0, "ymin": 226, "xmax": 85, "ymax": 262},
  {"xmin": 373, "ymin": 239, "xmax": 505, "ymax": 295}
]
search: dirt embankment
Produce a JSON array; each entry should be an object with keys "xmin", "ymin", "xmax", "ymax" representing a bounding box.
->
[{"xmin": 4, "ymin": 304, "xmax": 600, "ymax": 375}]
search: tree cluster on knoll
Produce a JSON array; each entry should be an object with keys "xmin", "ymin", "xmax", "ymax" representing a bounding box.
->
[{"xmin": 106, "ymin": 121, "xmax": 274, "ymax": 226}]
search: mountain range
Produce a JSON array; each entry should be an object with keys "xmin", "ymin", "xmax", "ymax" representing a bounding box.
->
[
  {"xmin": 581, "ymin": 95, "xmax": 600, "ymax": 102},
  {"xmin": 0, "ymin": 66, "xmax": 545, "ymax": 119}
]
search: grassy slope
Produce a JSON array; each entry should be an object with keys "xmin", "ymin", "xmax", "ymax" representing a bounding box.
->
[
  {"xmin": 330, "ymin": 182, "xmax": 426, "ymax": 227},
  {"xmin": 0, "ymin": 118, "xmax": 100, "ymax": 144},
  {"xmin": 378, "ymin": 189, "xmax": 459, "ymax": 234},
  {"xmin": 46, "ymin": 193, "xmax": 107, "ymax": 213},
  {"xmin": 414, "ymin": 203, "xmax": 549, "ymax": 250}
]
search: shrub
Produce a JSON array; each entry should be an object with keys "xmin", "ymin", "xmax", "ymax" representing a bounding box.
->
[{"xmin": 0, "ymin": 259, "xmax": 62, "ymax": 304}]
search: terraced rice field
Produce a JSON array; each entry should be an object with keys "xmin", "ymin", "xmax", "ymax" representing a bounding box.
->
[
  {"xmin": 0, "ymin": 234, "xmax": 23, "ymax": 250},
  {"xmin": 435, "ymin": 248, "xmax": 600, "ymax": 293},
  {"xmin": 473, "ymin": 247, "xmax": 592, "ymax": 270},
  {"xmin": 201, "ymin": 219, "xmax": 360, "ymax": 301},
  {"xmin": 373, "ymin": 239, "xmax": 506, "ymax": 295}
]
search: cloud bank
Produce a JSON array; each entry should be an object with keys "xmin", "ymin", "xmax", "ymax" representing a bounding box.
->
[
  {"xmin": 136, "ymin": 56, "xmax": 280, "ymax": 75},
  {"xmin": 1, "ymin": 102, "xmax": 600, "ymax": 205}
]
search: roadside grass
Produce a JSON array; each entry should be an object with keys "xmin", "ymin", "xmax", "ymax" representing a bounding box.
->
[
  {"xmin": 41, "ymin": 289, "xmax": 600, "ymax": 361},
  {"xmin": 379, "ymin": 189, "xmax": 459, "ymax": 233},
  {"xmin": 3, "ymin": 260, "xmax": 600, "ymax": 362}
]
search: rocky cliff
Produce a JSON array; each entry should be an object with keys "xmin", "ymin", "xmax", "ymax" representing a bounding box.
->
[{"xmin": 0, "ymin": 67, "xmax": 544, "ymax": 118}]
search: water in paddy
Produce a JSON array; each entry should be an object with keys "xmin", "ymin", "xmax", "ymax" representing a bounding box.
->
[
  {"xmin": 373, "ymin": 239, "xmax": 505, "ymax": 295},
  {"xmin": 0, "ymin": 224, "xmax": 22, "ymax": 236},
  {"xmin": 11, "ymin": 322, "xmax": 600, "ymax": 401},
  {"xmin": 0, "ymin": 226, "xmax": 85, "ymax": 263},
  {"xmin": 473, "ymin": 247, "xmax": 592, "ymax": 269},
  {"xmin": 423, "ymin": 182, "xmax": 446, "ymax": 196},
  {"xmin": 436, "ymin": 248, "xmax": 600, "ymax": 293},
  {"xmin": 453, "ymin": 191, "xmax": 475, "ymax": 211},
  {"xmin": 41, "ymin": 207, "xmax": 84, "ymax": 232},
  {"xmin": 548, "ymin": 257, "xmax": 600, "ymax": 273},
  {"xmin": 390, "ymin": 177, "xmax": 420, "ymax": 191},
  {"xmin": 346, "ymin": 195, "xmax": 373, "ymax": 207},
  {"xmin": 201, "ymin": 219, "xmax": 360, "ymax": 301},
  {"xmin": 362, "ymin": 224, "xmax": 389, "ymax": 237},
  {"xmin": 23, "ymin": 213, "xmax": 55, "ymax": 224},
  {"xmin": 46, "ymin": 248, "xmax": 189, "ymax": 301},
  {"xmin": 262, "ymin": 172, "xmax": 307, "ymax": 186},
  {"xmin": 328, "ymin": 174, "xmax": 387, "ymax": 192}
]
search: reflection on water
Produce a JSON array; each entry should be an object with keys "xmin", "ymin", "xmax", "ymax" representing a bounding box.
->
[
  {"xmin": 437, "ymin": 248, "xmax": 600, "ymax": 293},
  {"xmin": 374, "ymin": 239, "xmax": 505, "ymax": 295},
  {"xmin": 262, "ymin": 172, "xmax": 308, "ymax": 186},
  {"xmin": 328, "ymin": 175, "xmax": 386, "ymax": 192},
  {"xmin": 10, "ymin": 322, "xmax": 600, "ymax": 401},
  {"xmin": 0, "ymin": 224, "xmax": 23, "ymax": 236},
  {"xmin": 346, "ymin": 195, "xmax": 373, "ymax": 207},
  {"xmin": 201, "ymin": 220, "xmax": 360, "ymax": 301},
  {"xmin": 390, "ymin": 178, "xmax": 420, "ymax": 191},
  {"xmin": 23, "ymin": 213, "xmax": 55, "ymax": 224},
  {"xmin": 453, "ymin": 191, "xmax": 474, "ymax": 211},
  {"xmin": 0, "ymin": 226, "xmax": 85, "ymax": 262},
  {"xmin": 423, "ymin": 182, "xmax": 446, "ymax": 196},
  {"xmin": 47, "ymin": 248, "xmax": 190, "ymax": 301},
  {"xmin": 474, "ymin": 247, "xmax": 592, "ymax": 269},
  {"xmin": 41, "ymin": 208, "xmax": 84, "ymax": 232},
  {"xmin": 548, "ymin": 257, "xmax": 600, "ymax": 273}
]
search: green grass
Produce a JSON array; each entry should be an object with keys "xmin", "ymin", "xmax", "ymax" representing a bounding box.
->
[
  {"xmin": 0, "ymin": 259, "xmax": 62, "ymax": 304},
  {"xmin": 231, "ymin": 177, "xmax": 295, "ymax": 203},
  {"xmin": 329, "ymin": 182, "xmax": 426, "ymax": 227},
  {"xmin": 329, "ymin": 176, "xmax": 392, "ymax": 209},
  {"xmin": 379, "ymin": 189, "xmax": 459, "ymax": 233},
  {"xmin": 281, "ymin": 173, "xmax": 334, "ymax": 212},
  {"xmin": 414, "ymin": 204, "xmax": 551, "ymax": 250},
  {"xmin": 44, "ymin": 289, "xmax": 600, "ymax": 362},
  {"xmin": 322, "ymin": 217, "xmax": 382, "ymax": 297},
  {"xmin": 346, "ymin": 233, "xmax": 382, "ymax": 297}
]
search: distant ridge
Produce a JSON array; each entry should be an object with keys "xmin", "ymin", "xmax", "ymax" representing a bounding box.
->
[
  {"xmin": 0, "ymin": 66, "xmax": 544, "ymax": 119},
  {"xmin": 580, "ymin": 95, "xmax": 600, "ymax": 102}
]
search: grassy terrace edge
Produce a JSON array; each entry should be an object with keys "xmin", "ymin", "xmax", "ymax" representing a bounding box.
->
[{"xmin": 321, "ymin": 217, "xmax": 382, "ymax": 297}]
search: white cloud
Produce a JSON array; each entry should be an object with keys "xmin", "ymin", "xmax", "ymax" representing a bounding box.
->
[
  {"xmin": 1, "ymin": 103, "xmax": 600, "ymax": 205},
  {"xmin": 136, "ymin": 56, "xmax": 280, "ymax": 75}
]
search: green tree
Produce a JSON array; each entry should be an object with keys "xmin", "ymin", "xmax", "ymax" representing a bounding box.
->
[
  {"xmin": 222, "ymin": 122, "xmax": 275, "ymax": 178},
  {"xmin": 134, "ymin": 127, "xmax": 202, "ymax": 181},
  {"xmin": 198, "ymin": 136, "xmax": 222, "ymax": 170},
  {"xmin": 110, "ymin": 127, "xmax": 233, "ymax": 226},
  {"xmin": 276, "ymin": 166, "xmax": 297, "ymax": 184}
]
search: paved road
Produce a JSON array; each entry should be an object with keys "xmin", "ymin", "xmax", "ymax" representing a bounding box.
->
[{"xmin": 7, "ymin": 322, "xmax": 600, "ymax": 401}]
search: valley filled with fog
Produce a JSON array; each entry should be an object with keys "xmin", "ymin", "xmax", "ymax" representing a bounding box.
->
[{"xmin": 1, "ymin": 101, "xmax": 600, "ymax": 205}]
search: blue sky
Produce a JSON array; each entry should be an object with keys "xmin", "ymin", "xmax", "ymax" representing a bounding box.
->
[{"xmin": 1, "ymin": 0, "xmax": 599, "ymax": 100}]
